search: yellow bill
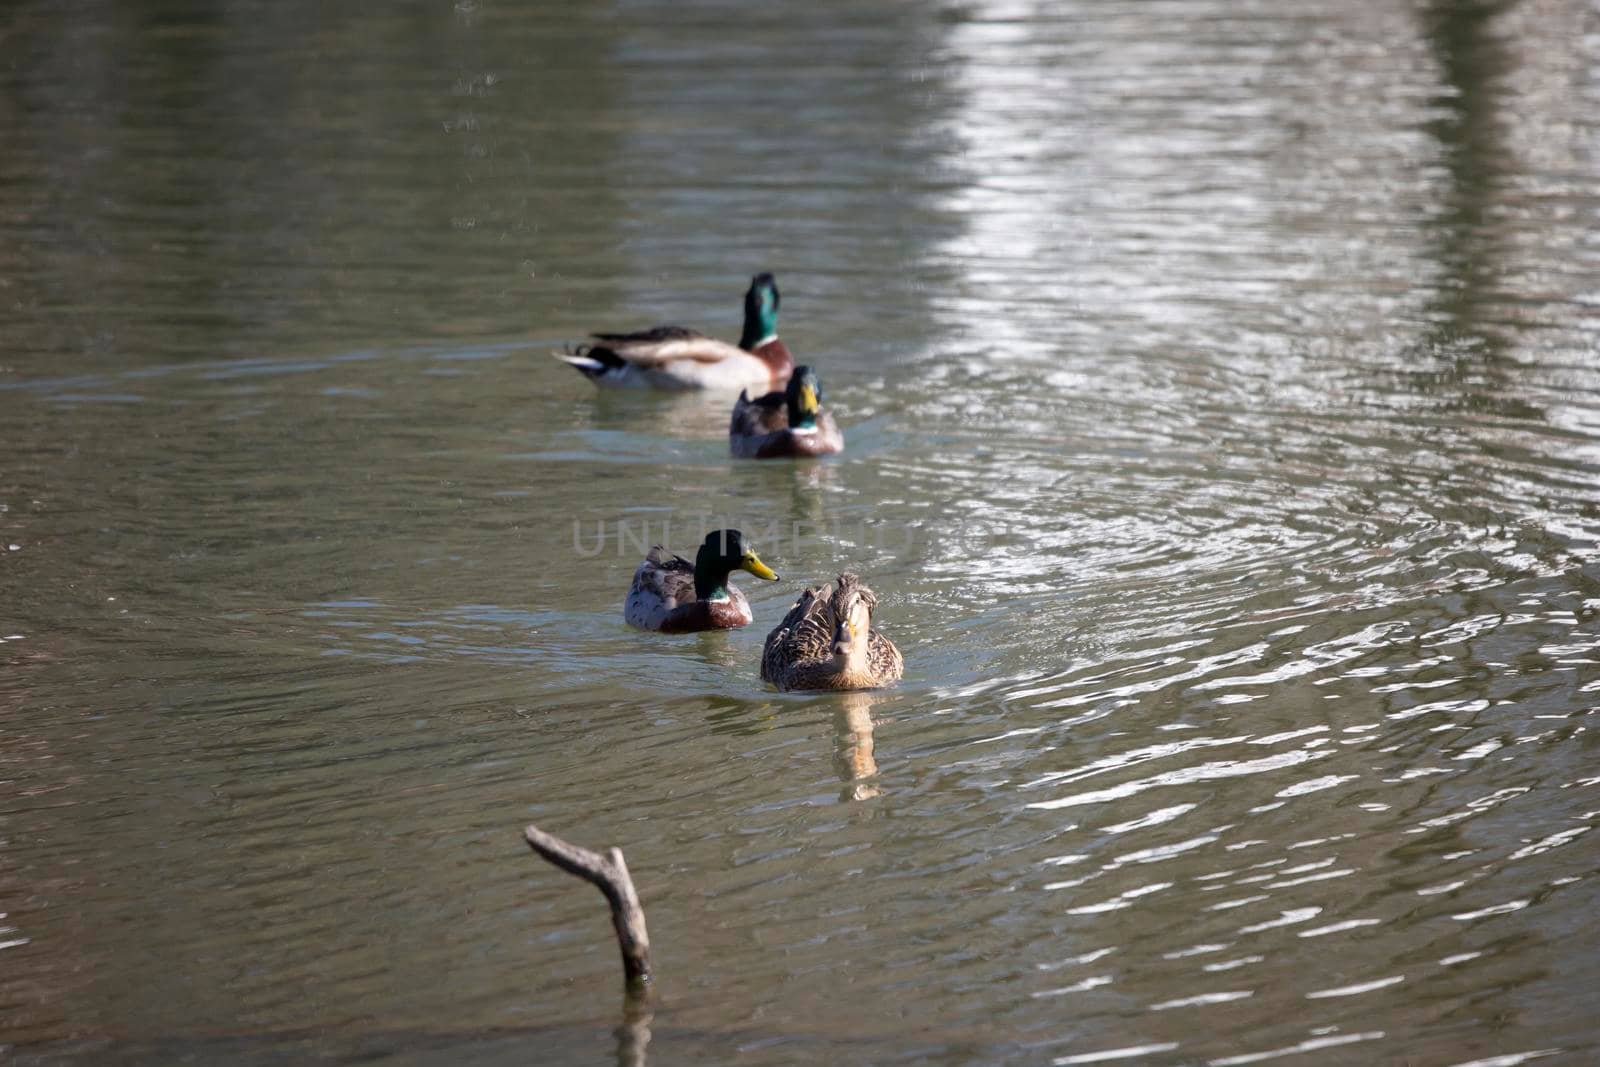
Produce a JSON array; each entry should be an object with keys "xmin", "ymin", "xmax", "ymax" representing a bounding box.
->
[{"xmin": 741, "ymin": 550, "xmax": 779, "ymax": 581}]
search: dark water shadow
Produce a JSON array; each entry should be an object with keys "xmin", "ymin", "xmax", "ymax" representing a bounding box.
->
[{"xmin": 1405, "ymin": 0, "xmax": 1543, "ymax": 422}]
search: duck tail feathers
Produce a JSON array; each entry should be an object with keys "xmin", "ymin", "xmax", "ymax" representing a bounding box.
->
[{"xmin": 553, "ymin": 343, "xmax": 626, "ymax": 380}]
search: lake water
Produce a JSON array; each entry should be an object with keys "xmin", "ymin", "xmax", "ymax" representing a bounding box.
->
[{"xmin": 3, "ymin": 1, "xmax": 1599, "ymax": 1064}]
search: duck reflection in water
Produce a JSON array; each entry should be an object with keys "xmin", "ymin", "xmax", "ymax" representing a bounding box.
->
[
  {"xmin": 585, "ymin": 386, "xmax": 745, "ymax": 441},
  {"xmin": 833, "ymin": 691, "xmax": 885, "ymax": 802}
]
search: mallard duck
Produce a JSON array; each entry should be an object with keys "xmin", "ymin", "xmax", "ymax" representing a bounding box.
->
[
  {"xmin": 761, "ymin": 573, "xmax": 903, "ymax": 690},
  {"xmin": 624, "ymin": 529, "xmax": 780, "ymax": 632},
  {"xmin": 557, "ymin": 273, "xmax": 794, "ymax": 391},
  {"xmin": 730, "ymin": 365, "xmax": 844, "ymax": 459}
]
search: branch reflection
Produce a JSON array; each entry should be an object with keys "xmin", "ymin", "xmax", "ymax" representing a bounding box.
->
[{"xmin": 614, "ymin": 987, "xmax": 653, "ymax": 1067}]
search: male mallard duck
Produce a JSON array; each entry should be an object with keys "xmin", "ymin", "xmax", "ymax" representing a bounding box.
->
[
  {"xmin": 624, "ymin": 529, "xmax": 780, "ymax": 632},
  {"xmin": 761, "ymin": 573, "xmax": 903, "ymax": 690},
  {"xmin": 730, "ymin": 365, "xmax": 844, "ymax": 459},
  {"xmin": 557, "ymin": 273, "xmax": 794, "ymax": 391}
]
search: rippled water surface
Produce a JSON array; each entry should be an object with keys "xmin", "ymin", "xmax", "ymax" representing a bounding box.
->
[{"xmin": 4, "ymin": 1, "xmax": 1600, "ymax": 1064}]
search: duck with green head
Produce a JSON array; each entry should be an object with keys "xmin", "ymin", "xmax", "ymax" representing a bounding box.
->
[
  {"xmin": 729, "ymin": 365, "xmax": 843, "ymax": 459},
  {"xmin": 624, "ymin": 529, "xmax": 781, "ymax": 632},
  {"xmin": 557, "ymin": 273, "xmax": 794, "ymax": 391}
]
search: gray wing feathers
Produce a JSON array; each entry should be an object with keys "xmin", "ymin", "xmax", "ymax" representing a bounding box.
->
[
  {"xmin": 625, "ymin": 546, "xmax": 696, "ymax": 628},
  {"xmin": 602, "ymin": 335, "xmax": 754, "ymax": 368},
  {"xmin": 730, "ymin": 389, "xmax": 786, "ymax": 436}
]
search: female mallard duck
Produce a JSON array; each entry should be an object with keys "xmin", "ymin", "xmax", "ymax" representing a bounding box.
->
[
  {"xmin": 761, "ymin": 573, "xmax": 903, "ymax": 690},
  {"xmin": 557, "ymin": 273, "xmax": 794, "ymax": 391},
  {"xmin": 730, "ymin": 365, "xmax": 844, "ymax": 459},
  {"xmin": 624, "ymin": 529, "xmax": 780, "ymax": 632}
]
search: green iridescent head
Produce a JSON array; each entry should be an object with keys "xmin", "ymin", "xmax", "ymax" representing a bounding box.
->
[
  {"xmin": 694, "ymin": 528, "xmax": 779, "ymax": 600},
  {"xmin": 738, "ymin": 272, "xmax": 780, "ymax": 349}
]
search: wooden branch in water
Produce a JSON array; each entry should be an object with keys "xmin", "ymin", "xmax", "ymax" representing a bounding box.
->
[{"xmin": 524, "ymin": 824, "xmax": 652, "ymax": 987}]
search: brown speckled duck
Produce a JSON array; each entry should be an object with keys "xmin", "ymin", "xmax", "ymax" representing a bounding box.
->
[
  {"xmin": 557, "ymin": 273, "xmax": 793, "ymax": 392},
  {"xmin": 730, "ymin": 365, "xmax": 844, "ymax": 459},
  {"xmin": 624, "ymin": 530, "xmax": 779, "ymax": 632},
  {"xmin": 761, "ymin": 573, "xmax": 903, "ymax": 690}
]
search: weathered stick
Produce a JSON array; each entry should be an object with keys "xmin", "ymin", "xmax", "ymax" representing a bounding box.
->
[{"xmin": 524, "ymin": 824, "xmax": 652, "ymax": 987}]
